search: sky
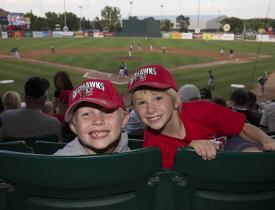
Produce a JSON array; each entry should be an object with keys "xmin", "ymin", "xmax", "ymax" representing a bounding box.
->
[{"xmin": 1, "ymin": 0, "xmax": 274, "ymax": 20}]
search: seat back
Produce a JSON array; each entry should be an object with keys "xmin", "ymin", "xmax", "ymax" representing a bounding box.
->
[
  {"xmin": 172, "ymin": 147, "xmax": 275, "ymax": 210},
  {"xmin": 0, "ymin": 141, "xmax": 32, "ymax": 153},
  {"xmin": 128, "ymin": 138, "xmax": 143, "ymax": 150},
  {"xmin": 0, "ymin": 147, "xmax": 162, "ymax": 210},
  {"xmin": 3, "ymin": 134, "xmax": 58, "ymax": 147},
  {"xmin": 32, "ymin": 141, "xmax": 67, "ymax": 154}
]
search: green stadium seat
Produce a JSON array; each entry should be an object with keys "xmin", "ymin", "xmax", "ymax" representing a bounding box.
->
[
  {"xmin": 172, "ymin": 147, "xmax": 275, "ymax": 210},
  {"xmin": 32, "ymin": 141, "xmax": 66, "ymax": 154},
  {"xmin": 128, "ymin": 138, "xmax": 143, "ymax": 150},
  {"xmin": 0, "ymin": 147, "xmax": 162, "ymax": 210},
  {"xmin": 0, "ymin": 141, "xmax": 32, "ymax": 153},
  {"xmin": 3, "ymin": 134, "xmax": 59, "ymax": 148}
]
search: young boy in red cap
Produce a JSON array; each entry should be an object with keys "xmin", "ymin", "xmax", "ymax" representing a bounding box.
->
[
  {"xmin": 124, "ymin": 64, "xmax": 275, "ymax": 169},
  {"xmin": 54, "ymin": 79, "xmax": 129, "ymax": 155}
]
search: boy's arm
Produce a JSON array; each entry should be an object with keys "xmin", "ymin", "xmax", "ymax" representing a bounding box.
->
[{"xmin": 239, "ymin": 123, "xmax": 275, "ymax": 151}]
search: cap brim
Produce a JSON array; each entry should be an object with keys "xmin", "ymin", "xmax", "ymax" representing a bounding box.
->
[
  {"xmin": 65, "ymin": 98, "xmax": 120, "ymax": 122},
  {"xmin": 124, "ymin": 82, "xmax": 173, "ymax": 107}
]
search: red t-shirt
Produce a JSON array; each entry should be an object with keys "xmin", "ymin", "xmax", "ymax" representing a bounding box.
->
[{"xmin": 143, "ymin": 101, "xmax": 245, "ymax": 169}]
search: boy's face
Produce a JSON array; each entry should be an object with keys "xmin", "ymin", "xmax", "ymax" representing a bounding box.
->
[
  {"xmin": 70, "ymin": 103, "xmax": 128, "ymax": 154},
  {"xmin": 132, "ymin": 89, "xmax": 179, "ymax": 131}
]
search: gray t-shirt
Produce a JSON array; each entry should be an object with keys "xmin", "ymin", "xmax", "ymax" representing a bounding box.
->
[
  {"xmin": 1, "ymin": 108, "xmax": 63, "ymax": 141},
  {"xmin": 260, "ymin": 102, "xmax": 275, "ymax": 132},
  {"xmin": 54, "ymin": 132, "xmax": 130, "ymax": 155}
]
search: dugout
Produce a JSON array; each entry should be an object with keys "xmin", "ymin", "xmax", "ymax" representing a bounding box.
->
[{"xmin": 118, "ymin": 17, "xmax": 161, "ymax": 37}]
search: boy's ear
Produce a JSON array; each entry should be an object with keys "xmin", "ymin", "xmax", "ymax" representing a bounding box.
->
[
  {"xmin": 122, "ymin": 110, "xmax": 129, "ymax": 129},
  {"xmin": 69, "ymin": 121, "xmax": 78, "ymax": 135}
]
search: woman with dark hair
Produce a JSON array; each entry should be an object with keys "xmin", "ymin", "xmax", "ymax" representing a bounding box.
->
[{"xmin": 53, "ymin": 71, "xmax": 73, "ymax": 113}]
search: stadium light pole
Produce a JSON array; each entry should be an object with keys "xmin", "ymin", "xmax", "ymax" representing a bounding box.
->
[
  {"xmin": 161, "ymin": 4, "xmax": 164, "ymax": 21},
  {"xmin": 129, "ymin": 1, "xmax": 133, "ymax": 17},
  {"xmin": 63, "ymin": 0, "xmax": 67, "ymax": 31},
  {"xmin": 197, "ymin": 0, "xmax": 201, "ymax": 29},
  {"xmin": 79, "ymin": 5, "xmax": 82, "ymax": 31}
]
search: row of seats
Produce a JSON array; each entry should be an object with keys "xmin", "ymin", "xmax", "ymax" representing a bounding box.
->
[
  {"xmin": 0, "ymin": 139, "xmax": 143, "ymax": 154},
  {"xmin": 1, "ymin": 146, "xmax": 275, "ymax": 210}
]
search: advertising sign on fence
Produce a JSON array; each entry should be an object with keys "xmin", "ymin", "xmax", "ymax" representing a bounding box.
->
[
  {"xmin": 32, "ymin": 31, "xmax": 43, "ymax": 38},
  {"xmin": 1, "ymin": 32, "xmax": 8, "ymax": 39}
]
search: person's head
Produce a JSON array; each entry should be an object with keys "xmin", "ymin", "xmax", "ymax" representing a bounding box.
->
[
  {"xmin": 65, "ymin": 79, "xmax": 128, "ymax": 154},
  {"xmin": 2, "ymin": 91, "xmax": 21, "ymax": 110},
  {"xmin": 53, "ymin": 71, "xmax": 73, "ymax": 91},
  {"xmin": 42, "ymin": 101, "xmax": 54, "ymax": 114},
  {"xmin": 200, "ymin": 88, "xmax": 212, "ymax": 100},
  {"xmin": 124, "ymin": 64, "xmax": 180, "ymax": 131},
  {"xmin": 24, "ymin": 77, "xmax": 50, "ymax": 109},
  {"xmin": 212, "ymin": 96, "xmax": 227, "ymax": 107},
  {"xmin": 230, "ymin": 89, "xmax": 249, "ymax": 107},
  {"xmin": 247, "ymin": 91, "xmax": 258, "ymax": 110},
  {"xmin": 178, "ymin": 84, "xmax": 201, "ymax": 102}
]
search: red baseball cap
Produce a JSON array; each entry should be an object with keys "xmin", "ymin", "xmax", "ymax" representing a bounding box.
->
[
  {"xmin": 124, "ymin": 64, "xmax": 178, "ymax": 107},
  {"xmin": 65, "ymin": 79, "xmax": 125, "ymax": 122}
]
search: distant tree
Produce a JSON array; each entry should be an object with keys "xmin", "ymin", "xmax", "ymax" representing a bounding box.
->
[
  {"xmin": 221, "ymin": 17, "xmax": 243, "ymax": 33},
  {"xmin": 25, "ymin": 11, "xmax": 47, "ymax": 30},
  {"xmin": 246, "ymin": 18, "xmax": 275, "ymax": 33},
  {"xmin": 100, "ymin": 6, "xmax": 121, "ymax": 32},
  {"xmin": 161, "ymin": 19, "xmax": 174, "ymax": 31},
  {"xmin": 176, "ymin": 15, "xmax": 190, "ymax": 32},
  {"xmin": 45, "ymin": 12, "xmax": 59, "ymax": 30},
  {"xmin": 91, "ymin": 16, "xmax": 102, "ymax": 31},
  {"xmin": 129, "ymin": 16, "xmax": 139, "ymax": 21},
  {"xmin": 82, "ymin": 17, "xmax": 92, "ymax": 31},
  {"xmin": 61, "ymin": 12, "xmax": 79, "ymax": 31}
]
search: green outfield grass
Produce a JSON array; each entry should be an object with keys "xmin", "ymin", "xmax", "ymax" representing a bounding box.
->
[{"xmin": 0, "ymin": 37, "xmax": 275, "ymax": 100}]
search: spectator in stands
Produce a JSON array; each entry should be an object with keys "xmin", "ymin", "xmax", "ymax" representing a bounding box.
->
[
  {"xmin": 53, "ymin": 71, "xmax": 73, "ymax": 113},
  {"xmin": 124, "ymin": 64, "xmax": 275, "ymax": 169},
  {"xmin": 230, "ymin": 89, "xmax": 261, "ymax": 126},
  {"xmin": 211, "ymin": 94, "xmax": 261, "ymax": 152},
  {"xmin": 42, "ymin": 101, "xmax": 54, "ymax": 115},
  {"xmin": 247, "ymin": 91, "xmax": 260, "ymax": 113},
  {"xmin": 126, "ymin": 109, "xmax": 145, "ymax": 139},
  {"xmin": 178, "ymin": 84, "xmax": 201, "ymax": 102},
  {"xmin": 200, "ymin": 88, "xmax": 212, "ymax": 101},
  {"xmin": 54, "ymin": 79, "xmax": 129, "ymax": 155},
  {"xmin": 260, "ymin": 100, "xmax": 275, "ymax": 133},
  {"xmin": 0, "ymin": 96, "xmax": 4, "ymax": 115},
  {"xmin": 0, "ymin": 77, "xmax": 63, "ymax": 142},
  {"xmin": 212, "ymin": 96, "xmax": 227, "ymax": 107},
  {"xmin": 2, "ymin": 91, "xmax": 21, "ymax": 110}
]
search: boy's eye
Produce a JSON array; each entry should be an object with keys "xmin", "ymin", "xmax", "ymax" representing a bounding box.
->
[
  {"xmin": 81, "ymin": 112, "xmax": 90, "ymax": 117},
  {"xmin": 135, "ymin": 100, "xmax": 145, "ymax": 106},
  {"xmin": 155, "ymin": 96, "xmax": 163, "ymax": 101}
]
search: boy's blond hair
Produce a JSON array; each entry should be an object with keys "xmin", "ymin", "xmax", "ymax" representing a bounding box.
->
[{"xmin": 2, "ymin": 91, "xmax": 21, "ymax": 110}]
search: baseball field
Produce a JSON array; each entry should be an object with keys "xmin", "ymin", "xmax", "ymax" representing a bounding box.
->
[{"xmin": 0, "ymin": 37, "xmax": 275, "ymax": 100}]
